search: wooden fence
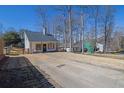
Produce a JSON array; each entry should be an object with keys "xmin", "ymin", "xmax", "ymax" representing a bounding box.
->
[{"xmin": 0, "ymin": 39, "xmax": 4, "ymax": 55}]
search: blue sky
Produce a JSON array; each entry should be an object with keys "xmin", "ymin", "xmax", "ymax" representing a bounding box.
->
[
  {"xmin": 0, "ymin": 5, "xmax": 124, "ymax": 32},
  {"xmin": 0, "ymin": 5, "xmax": 37, "ymax": 31},
  {"xmin": 114, "ymin": 6, "xmax": 124, "ymax": 27}
]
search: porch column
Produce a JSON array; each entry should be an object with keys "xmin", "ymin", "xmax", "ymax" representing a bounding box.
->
[{"xmin": 41, "ymin": 42, "xmax": 43, "ymax": 52}]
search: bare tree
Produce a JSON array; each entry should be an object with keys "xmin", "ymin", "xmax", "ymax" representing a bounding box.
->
[
  {"xmin": 37, "ymin": 6, "xmax": 48, "ymax": 33},
  {"xmin": 35, "ymin": 5, "xmax": 119, "ymax": 54},
  {"xmin": 53, "ymin": 6, "xmax": 69, "ymax": 50},
  {"xmin": 91, "ymin": 6, "xmax": 99, "ymax": 49},
  {"xmin": 52, "ymin": 14, "xmax": 66, "ymax": 50},
  {"xmin": 78, "ymin": 6, "xmax": 90, "ymax": 53},
  {"xmin": 80, "ymin": 7, "xmax": 85, "ymax": 53},
  {"xmin": 110, "ymin": 27, "xmax": 124, "ymax": 51},
  {"xmin": 68, "ymin": 6, "xmax": 72, "ymax": 52},
  {"xmin": 102, "ymin": 6, "xmax": 115, "ymax": 53}
]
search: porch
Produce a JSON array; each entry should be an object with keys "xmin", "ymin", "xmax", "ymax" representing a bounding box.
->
[{"xmin": 30, "ymin": 41, "xmax": 57, "ymax": 53}]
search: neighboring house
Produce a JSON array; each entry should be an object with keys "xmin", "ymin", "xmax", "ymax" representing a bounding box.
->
[
  {"xmin": 67, "ymin": 41, "xmax": 104, "ymax": 53},
  {"xmin": 24, "ymin": 30, "xmax": 57, "ymax": 53},
  {"xmin": 96, "ymin": 43, "xmax": 104, "ymax": 52},
  {"xmin": 72, "ymin": 41, "xmax": 82, "ymax": 52}
]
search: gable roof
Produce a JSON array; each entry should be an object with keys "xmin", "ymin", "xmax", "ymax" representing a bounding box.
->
[{"xmin": 25, "ymin": 31, "xmax": 57, "ymax": 42}]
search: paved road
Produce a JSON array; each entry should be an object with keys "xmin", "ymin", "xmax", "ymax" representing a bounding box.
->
[
  {"xmin": 0, "ymin": 56, "xmax": 55, "ymax": 88},
  {"xmin": 25, "ymin": 52, "xmax": 124, "ymax": 88}
]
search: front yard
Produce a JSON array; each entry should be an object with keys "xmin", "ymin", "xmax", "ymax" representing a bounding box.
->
[
  {"xmin": 1, "ymin": 52, "xmax": 124, "ymax": 87},
  {"xmin": 24, "ymin": 52, "xmax": 124, "ymax": 88}
]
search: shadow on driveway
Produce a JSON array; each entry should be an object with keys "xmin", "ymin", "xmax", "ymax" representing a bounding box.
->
[{"xmin": 0, "ymin": 56, "xmax": 54, "ymax": 88}]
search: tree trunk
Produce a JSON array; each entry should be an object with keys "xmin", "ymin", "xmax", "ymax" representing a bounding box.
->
[
  {"xmin": 81, "ymin": 13, "xmax": 85, "ymax": 54},
  {"xmin": 104, "ymin": 19, "xmax": 107, "ymax": 53},
  {"xmin": 64, "ymin": 20, "xmax": 67, "ymax": 50},
  {"xmin": 68, "ymin": 6, "xmax": 72, "ymax": 52}
]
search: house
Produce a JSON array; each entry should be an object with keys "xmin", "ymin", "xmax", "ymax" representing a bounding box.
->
[
  {"xmin": 64, "ymin": 41, "xmax": 94, "ymax": 53},
  {"xmin": 68, "ymin": 41, "xmax": 104, "ymax": 53},
  {"xmin": 96, "ymin": 43, "xmax": 104, "ymax": 52},
  {"xmin": 23, "ymin": 30, "xmax": 57, "ymax": 53}
]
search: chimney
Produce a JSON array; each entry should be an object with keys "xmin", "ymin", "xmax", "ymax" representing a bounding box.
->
[{"xmin": 43, "ymin": 27, "xmax": 47, "ymax": 35}]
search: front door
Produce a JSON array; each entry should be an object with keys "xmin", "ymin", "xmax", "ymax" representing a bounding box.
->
[{"xmin": 43, "ymin": 44, "xmax": 47, "ymax": 52}]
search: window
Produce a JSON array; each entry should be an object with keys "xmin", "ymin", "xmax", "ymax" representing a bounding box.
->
[
  {"xmin": 48, "ymin": 43, "xmax": 54, "ymax": 49},
  {"xmin": 53, "ymin": 43, "xmax": 55, "ymax": 48},
  {"xmin": 36, "ymin": 44, "xmax": 41, "ymax": 50}
]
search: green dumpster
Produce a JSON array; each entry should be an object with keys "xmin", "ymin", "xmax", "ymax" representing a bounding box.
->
[{"xmin": 84, "ymin": 42, "xmax": 94, "ymax": 54}]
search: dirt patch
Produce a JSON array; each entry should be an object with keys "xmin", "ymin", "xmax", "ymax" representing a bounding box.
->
[
  {"xmin": 42, "ymin": 52, "xmax": 124, "ymax": 71},
  {"xmin": 23, "ymin": 52, "xmax": 124, "ymax": 87},
  {"xmin": 0, "ymin": 56, "xmax": 55, "ymax": 88},
  {"xmin": 92, "ymin": 53, "xmax": 124, "ymax": 60}
]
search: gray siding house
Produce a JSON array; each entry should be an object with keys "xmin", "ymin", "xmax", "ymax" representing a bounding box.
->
[{"xmin": 24, "ymin": 31, "xmax": 57, "ymax": 53}]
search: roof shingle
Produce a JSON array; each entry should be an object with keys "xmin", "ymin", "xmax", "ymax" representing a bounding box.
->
[{"xmin": 25, "ymin": 31, "xmax": 57, "ymax": 42}]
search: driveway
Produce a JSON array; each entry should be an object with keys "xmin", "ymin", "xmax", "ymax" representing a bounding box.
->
[{"xmin": 24, "ymin": 52, "xmax": 124, "ymax": 88}]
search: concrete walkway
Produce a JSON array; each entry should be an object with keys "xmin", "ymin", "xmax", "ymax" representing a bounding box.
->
[{"xmin": 25, "ymin": 52, "xmax": 124, "ymax": 88}]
